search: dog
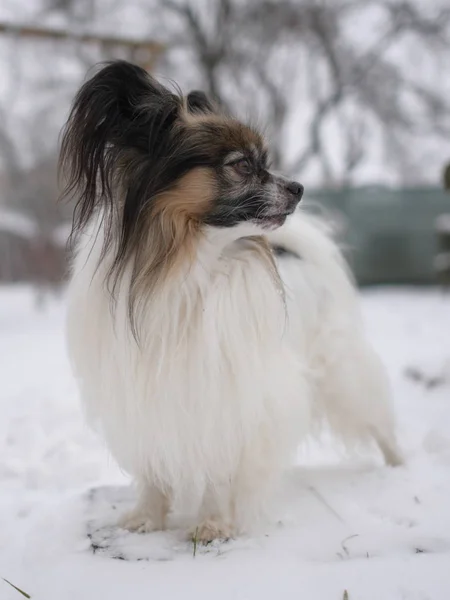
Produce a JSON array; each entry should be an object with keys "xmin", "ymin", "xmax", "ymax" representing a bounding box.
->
[{"xmin": 60, "ymin": 60, "xmax": 402, "ymax": 543}]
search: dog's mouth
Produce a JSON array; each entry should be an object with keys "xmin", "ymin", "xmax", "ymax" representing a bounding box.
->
[{"xmin": 253, "ymin": 211, "xmax": 293, "ymax": 229}]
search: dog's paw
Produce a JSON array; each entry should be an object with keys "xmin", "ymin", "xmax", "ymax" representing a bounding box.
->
[
  {"xmin": 191, "ymin": 519, "xmax": 234, "ymax": 544},
  {"xmin": 118, "ymin": 511, "xmax": 161, "ymax": 534}
]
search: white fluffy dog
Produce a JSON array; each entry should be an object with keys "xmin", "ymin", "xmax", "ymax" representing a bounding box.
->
[{"xmin": 61, "ymin": 61, "xmax": 402, "ymax": 543}]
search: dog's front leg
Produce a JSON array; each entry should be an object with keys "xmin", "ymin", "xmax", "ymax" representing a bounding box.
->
[
  {"xmin": 192, "ymin": 481, "xmax": 234, "ymax": 543},
  {"xmin": 119, "ymin": 480, "xmax": 170, "ymax": 533}
]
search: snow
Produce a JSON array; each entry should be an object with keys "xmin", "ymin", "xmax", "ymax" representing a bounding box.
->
[{"xmin": 1, "ymin": 285, "xmax": 450, "ymax": 600}]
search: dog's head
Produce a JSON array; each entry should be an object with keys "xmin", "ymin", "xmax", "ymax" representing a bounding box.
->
[
  {"xmin": 181, "ymin": 90, "xmax": 303, "ymax": 231},
  {"xmin": 60, "ymin": 61, "xmax": 302, "ymax": 323},
  {"xmin": 61, "ymin": 61, "xmax": 303, "ymax": 244}
]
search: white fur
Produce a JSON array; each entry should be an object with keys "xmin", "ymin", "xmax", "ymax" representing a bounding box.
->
[{"xmin": 66, "ymin": 211, "xmax": 401, "ymax": 540}]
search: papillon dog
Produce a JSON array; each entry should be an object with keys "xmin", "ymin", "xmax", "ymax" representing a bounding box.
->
[{"xmin": 61, "ymin": 61, "xmax": 402, "ymax": 543}]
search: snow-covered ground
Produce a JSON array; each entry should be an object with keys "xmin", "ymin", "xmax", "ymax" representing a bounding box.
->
[{"xmin": 0, "ymin": 285, "xmax": 449, "ymax": 600}]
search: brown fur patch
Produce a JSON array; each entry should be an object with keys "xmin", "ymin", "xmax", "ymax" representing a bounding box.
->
[
  {"xmin": 128, "ymin": 167, "xmax": 216, "ymax": 332},
  {"xmin": 152, "ymin": 167, "xmax": 217, "ymax": 220},
  {"xmin": 182, "ymin": 111, "xmax": 266, "ymax": 158}
]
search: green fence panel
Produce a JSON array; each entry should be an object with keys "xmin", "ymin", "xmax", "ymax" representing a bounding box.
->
[{"xmin": 306, "ymin": 186, "xmax": 449, "ymax": 285}]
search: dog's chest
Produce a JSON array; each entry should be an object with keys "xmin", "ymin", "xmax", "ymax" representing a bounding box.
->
[
  {"xmin": 69, "ymin": 234, "xmax": 308, "ymax": 481},
  {"xmin": 136, "ymin": 251, "xmax": 300, "ymax": 452},
  {"xmin": 161, "ymin": 249, "xmax": 284, "ymax": 356},
  {"xmin": 139, "ymin": 247, "xmax": 293, "ymax": 409}
]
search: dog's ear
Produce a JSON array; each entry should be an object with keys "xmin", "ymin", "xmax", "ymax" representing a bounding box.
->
[
  {"xmin": 186, "ymin": 90, "xmax": 217, "ymax": 115},
  {"xmin": 61, "ymin": 60, "xmax": 181, "ymax": 168},
  {"xmin": 59, "ymin": 60, "xmax": 183, "ymax": 237}
]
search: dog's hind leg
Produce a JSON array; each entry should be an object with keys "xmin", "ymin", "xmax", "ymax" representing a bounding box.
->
[
  {"xmin": 369, "ymin": 424, "xmax": 403, "ymax": 467},
  {"xmin": 316, "ymin": 339, "xmax": 403, "ymax": 467}
]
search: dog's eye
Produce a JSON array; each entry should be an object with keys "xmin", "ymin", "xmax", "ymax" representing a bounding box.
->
[{"xmin": 232, "ymin": 159, "xmax": 252, "ymax": 176}]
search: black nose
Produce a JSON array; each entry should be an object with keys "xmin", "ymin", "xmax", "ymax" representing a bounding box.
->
[{"xmin": 286, "ymin": 180, "xmax": 304, "ymax": 198}]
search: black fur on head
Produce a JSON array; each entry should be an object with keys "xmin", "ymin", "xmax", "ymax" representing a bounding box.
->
[
  {"xmin": 186, "ymin": 90, "xmax": 216, "ymax": 115},
  {"xmin": 60, "ymin": 61, "xmax": 190, "ymax": 264}
]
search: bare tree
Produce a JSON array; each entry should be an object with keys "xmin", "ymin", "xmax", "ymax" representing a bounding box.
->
[
  {"xmin": 2, "ymin": 0, "xmax": 450, "ymax": 198},
  {"xmin": 143, "ymin": 0, "xmax": 450, "ymax": 185}
]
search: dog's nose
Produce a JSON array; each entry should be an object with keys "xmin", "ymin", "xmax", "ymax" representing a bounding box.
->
[{"xmin": 286, "ymin": 180, "xmax": 304, "ymax": 199}]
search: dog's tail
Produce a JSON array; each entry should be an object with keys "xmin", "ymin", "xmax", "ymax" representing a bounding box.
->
[{"xmin": 267, "ymin": 209, "xmax": 356, "ymax": 291}]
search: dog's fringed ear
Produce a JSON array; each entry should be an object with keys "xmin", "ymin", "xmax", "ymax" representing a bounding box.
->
[
  {"xmin": 186, "ymin": 90, "xmax": 217, "ymax": 115},
  {"xmin": 59, "ymin": 60, "xmax": 182, "ymax": 237}
]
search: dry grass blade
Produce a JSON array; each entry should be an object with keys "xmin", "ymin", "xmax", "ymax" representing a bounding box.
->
[
  {"xmin": 2, "ymin": 578, "xmax": 31, "ymax": 598},
  {"xmin": 192, "ymin": 526, "xmax": 199, "ymax": 558}
]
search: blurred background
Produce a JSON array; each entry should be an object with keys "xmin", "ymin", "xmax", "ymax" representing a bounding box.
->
[
  {"xmin": 0, "ymin": 0, "xmax": 450, "ymax": 299},
  {"xmin": 1, "ymin": 5, "xmax": 450, "ymax": 594}
]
